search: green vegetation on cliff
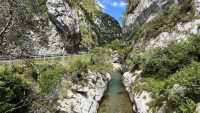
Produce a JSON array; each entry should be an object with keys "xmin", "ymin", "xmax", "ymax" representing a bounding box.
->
[
  {"xmin": 129, "ymin": 0, "xmax": 194, "ymax": 42},
  {"xmin": 132, "ymin": 35, "xmax": 200, "ymax": 91},
  {"xmin": 130, "ymin": 35, "xmax": 200, "ymax": 112}
]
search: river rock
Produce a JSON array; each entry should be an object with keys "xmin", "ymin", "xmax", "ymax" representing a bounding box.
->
[
  {"xmin": 123, "ymin": 71, "xmax": 153, "ymax": 113},
  {"xmin": 196, "ymin": 103, "xmax": 200, "ymax": 113},
  {"xmin": 134, "ymin": 91, "xmax": 152, "ymax": 113},
  {"xmin": 195, "ymin": 0, "xmax": 200, "ymax": 16},
  {"xmin": 57, "ymin": 71, "xmax": 111, "ymax": 113}
]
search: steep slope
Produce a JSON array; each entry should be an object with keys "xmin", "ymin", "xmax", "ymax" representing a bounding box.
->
[
  {"xmin": 123, "ymin": 0, "xmax": 200, "ymax": 113},
  {"xmin": 0, "ymin": 0, "xmax": 121, "ymax": 59}
]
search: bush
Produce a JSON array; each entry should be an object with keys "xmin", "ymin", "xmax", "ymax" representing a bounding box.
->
[
  {"xmin": 0, "ymin": 72, "xmax": 31, "ymax": 113},
  {"xmin": 142, "ymin": 37, "xmax": 200, "ymax": 78},
  {"xmin": 167, "ymin": 61, "xmax": 200, "ymax": 100},
  {"xmin": 80, "ymin": 24, "xmax": 96, "ymax": 49},
  {"xmin": 149, "ymin": 62, "xmax": 200, "ymax": 113},
  {"xmin": 39, "ymin": 65, "xmax": 65, "ymax": 94},
  {"xmin": 68, "ymin": 56, "xmax": 90, "ymax": 74}
]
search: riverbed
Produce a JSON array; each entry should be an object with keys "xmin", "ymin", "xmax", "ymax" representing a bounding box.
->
[{"xmin": 98, "ymin": 71, "xmax": 133, "ymax": 113}]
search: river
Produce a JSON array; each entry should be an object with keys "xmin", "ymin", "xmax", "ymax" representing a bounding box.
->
[{"xmin": 98, "ymin": 71, "xmax": 133, "ymax": 113}]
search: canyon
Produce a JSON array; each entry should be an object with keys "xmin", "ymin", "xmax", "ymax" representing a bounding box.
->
[{"xmin": 0, "ymin": 0, "xmax": 200, "ymax": 113}]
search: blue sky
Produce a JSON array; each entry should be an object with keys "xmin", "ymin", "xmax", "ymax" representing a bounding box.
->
[{"xmin": 97, "ymin": 0, "xmax": 127, "ymax": 25}]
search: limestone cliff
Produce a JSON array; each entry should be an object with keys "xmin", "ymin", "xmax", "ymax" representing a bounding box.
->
[
  {"xmin": 0, "ymin": 0, "xmax": 121, "ymax": 59},
  {"xmin": 123, "ymin": 0, "xmax": 200, "ymax": 113}
]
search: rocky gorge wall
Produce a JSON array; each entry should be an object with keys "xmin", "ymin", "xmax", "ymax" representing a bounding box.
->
[
  {"xmin": 123, "ymin": 0, "xmax": 200, "ymax": 113},
  {"xmin": 0, "ymin": 0, "xmax": 121, "ymax": 59}
]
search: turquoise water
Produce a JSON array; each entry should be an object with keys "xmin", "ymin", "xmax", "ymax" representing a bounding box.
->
[{"xmin": 98, "ymin": 71, "xmax": 133, "ymax": 113}]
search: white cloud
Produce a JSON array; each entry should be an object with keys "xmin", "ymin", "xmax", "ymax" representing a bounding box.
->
[
  {"xmin": 119, "ymin": 1, "xmax": 127, "ymax": 7},
  {"xmin": 111, "ymin": 2, "xmax": 118, "ymax": 7},
  {"xmin": 97, "ymin": 0, "xmax": 127, "ymax": 9},
  {"xmin": 110, "ymin": 1, "xmax": 127, "ymax": 8}
]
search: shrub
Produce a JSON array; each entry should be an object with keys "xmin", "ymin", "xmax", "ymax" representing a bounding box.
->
[
  {"xmin": 68, "ymin": 56, "xmax": 90, "ymax": 74},
  {"xmin": 39, "ymin": 65, "xmax": 65, "ymax": 94},
  {"xmin": 167, "ymin": 61, "xmax": 200, "ymax": 100},
  {"xmin": 142, "ymin": 37, "xmax": 200, "ymax": 78},
  {"xmin": 80, "ymin": 24, "xmax": 96, "ymax": 49},
  {"xmin": 0, "ymin": 72, "xmax": 31, "ymax": 113},
  {"xmin": 133, "ymin": 77, "xmax": 166, "ymax": 94},
  {"xmin": 149, "ymin": 62, "xmax": 200, "ymax": 113}
]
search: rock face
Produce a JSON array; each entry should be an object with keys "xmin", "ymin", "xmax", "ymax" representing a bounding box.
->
[
  {"xmin": 1, "ymin": 0, "xmax": 81, "ymax": 58},
  {"xmin": 56, "ymin": 71, "xmax": 111, "ymax": 113},
  {"xmin": 195, "ymin": 0, "xmax": 200, "ymax": 15},
  {"xmin": 46, "ymin": 0, "xmax": 81, "ymax": 53},
  {"xmin": 123, "ymin": 0, "xmax": 200, "ymax": 113},
  {"xmin": 94, "ymin": 12, "xmax": 122, "ymax": 44},
  {"xmin": 124, "ymin": 0, "xmax": 182, "ymax": 34},
  {"xmin": 145, "ymin": 19, "xmax": 200, "ymax": 51},
  {"xmin": 123, "ymin": 71, "xmax": 153, "ymax": 113},
  {"xmin": 1, "ymin": 0, "xmax": 121, "ymax": 59}
]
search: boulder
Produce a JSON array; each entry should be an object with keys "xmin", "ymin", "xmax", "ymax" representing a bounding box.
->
[
  {"xmin": 57, "ymin": 71, "xmax": 111, "ymax": 113},
  {"xmin": 196, "ymin": 103, "xmax": 200, "ymax": 113},
  {"xmin": 122, "ymin": 71, "xmax": 153, "ymax": 113}
]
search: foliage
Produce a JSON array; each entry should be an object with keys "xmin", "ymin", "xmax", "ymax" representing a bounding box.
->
[
  {"xmin": 133, "ymin": 77, "xmax": 165, "ymax": 93},
  {"xmin": 68, "ymin": 56, "xmax": 90, "ymax": 74},
  {"xmin": 39, "ymin": 64, "xmax": 66, "ymax": 94},
  {"xmin": 0, "ymin": 66, "xmax": 31, "ymax": 113},
  {"xmin": 89, "ymin": 47, "xmax": 113, "ymax": 73},
  {"xmin": 80, "ymin": 24, "xmax": 96, "ymax": 49},
  {"xmin": 141, "ymin": 37, "xmax": 200, "ymax": 78},
  {"xmin": 130, "ymin": 36, "xmax": 200, "ymax": 112},
  {"xmin": 82, "ymin": 0, "xmax": 100, "ymax": 13},
  {"xmin": 150, "ymin": 62, "xmax": 200, "ymax": 113},
  {"xmin": 105, "ymin": 39, "xmax": 130, "ymax": 58},
  {"xmin": 133, "ymin": 61, "xmax": 200, "ymax": 112},
  {"xmin": 167, "ymin": 61, "xmax": 200, "ymax": 100}
]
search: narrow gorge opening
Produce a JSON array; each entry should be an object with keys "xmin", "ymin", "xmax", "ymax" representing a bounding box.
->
[
  {"xmin": 3, "ymin": 0, "xmax": 200, "ymax": 113},
  {"xmin": 95, "ymin": 1, "xmax": 134, "ymax": 113}
]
